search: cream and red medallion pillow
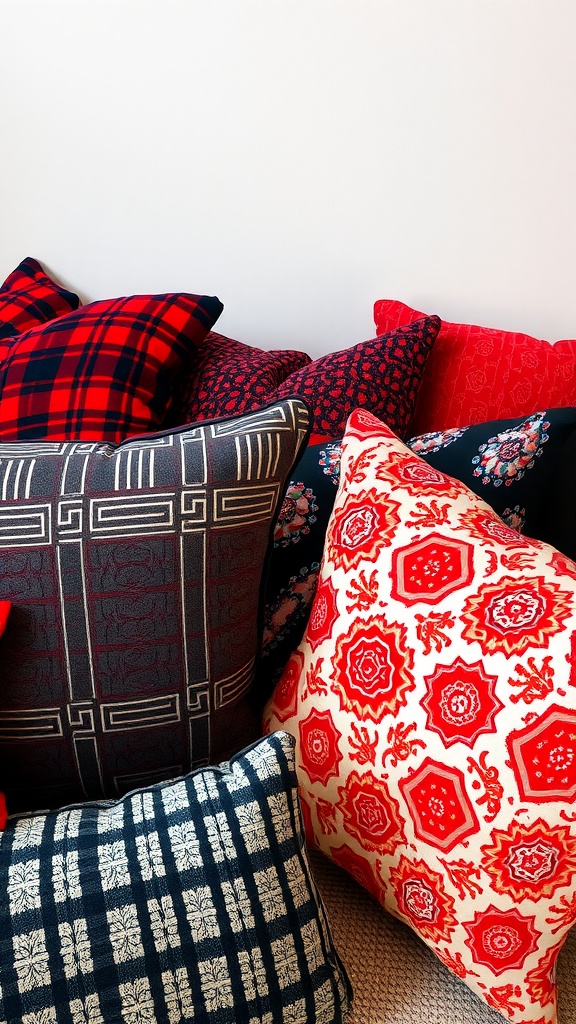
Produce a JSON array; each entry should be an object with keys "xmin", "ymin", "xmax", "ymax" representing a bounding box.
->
[{"xmin": 264, "ymin": 408, "xmax": 576, "ymax": 1024}]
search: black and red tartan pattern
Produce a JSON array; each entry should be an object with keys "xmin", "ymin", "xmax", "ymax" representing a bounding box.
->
[
  {"xmin": 0, "ymin": 291, "xmax": 223, "ymax": 443},
  {"xmin": 271, "ymin": 316, "xmax": 441, "ymax": 440},
  {"xmin": 0, "ymin": 257, "xmax": 80, "ymax": 343},
  {"xmin": 169, "ymin": 331, "xmax": 312, "ymax": 425},
  {"xmin": 0, "ymin": 398, "xmax": 310, "ymax": 813}
]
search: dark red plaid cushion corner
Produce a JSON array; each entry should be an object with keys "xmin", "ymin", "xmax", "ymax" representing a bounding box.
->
[
  {"xmin": 0, "ymin": 257, "xmax": 81, "ymax": 342},
  {"xmin": 270, "ymin": 315, "xmax": 441, "ymax": 439},
  {"xmin": 0, "ymin": 292, "xmax": 223, "ymax": 443},
  {"xmin": 169, "ymin": 331, "xmax": 312, "ymax": 425}
]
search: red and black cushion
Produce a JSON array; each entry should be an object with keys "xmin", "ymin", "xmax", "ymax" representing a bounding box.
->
[
  {"xmin": 0, "ymin": 292, "xmax": 223, "ymax": 442},
  {"xmin": 271, "ymin": 316, "xmax": 441, "ymax": 441},
  {"xmin": 0, "ymin": 257, "xmax": 80, "ymax": 342},
  {"xmin": 170, "ymin": 331, "xmax": 312, "ymax": 425}
]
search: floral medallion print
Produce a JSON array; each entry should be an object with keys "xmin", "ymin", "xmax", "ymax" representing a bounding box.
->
[
  {"xmin": 480, "ymin": 819, "xmax": 576, "ymax": 901},
  {"xmin": 461, "ymin": 576, "xmax": 573, "ymax": 657},
  {"xmin": 264, "ymin": 408, "xmax": 576, "ymax": 1024},
  {"xmin": 331, "ymin": 616, "xmax": 414, "ymax": 722},
  {"xmin": 299, "ymin": 708, "xmax": 343, "ymax": 787},
  {"xmin": 408, "ymin": 426, "xmax": 468, "ymax": 456},
  {"xmin": 458, "ymin": 508, "xmax": 529, "ymax": 547},
  {"xmin": 422, "ymin": 658, "xmax": 503, "ymax": 747},
  {"xmin": 399, "ymin": 759, "xmax": 479, "ymax": 853},
  {"xmin": 274, "ymin": 482, "xmax": 318, "ymax": 547},
  {"xmin": 318, "ymin": 442, "xmax": 342, "ymax": 486},
  {"xmin": 464, "ymin": 905, "xmax": 539, "ymax": 975},
  {"xmin": 391, "ymin": 533, "xmax": 475, "ymax": 605},
  {"xmin": 270, "ymin": 651, "xmax": 303, "ymax": 723},
  {"xmin": 376, "ymin": 455, "xmax": 462, "ymax": 497},
  {"xmin": 506, "ymin": 704, "xmax": 576, "ymax": 802},
  {"xmin": 389, "ymin": 856, "xmax": 457, "ymax": 944},
  {"xmin": 338, "ymin": 770, "xmax": 406, "ymax": 855},
  {"xmin": 306, "ymin": 576, "xmax": 339, "ymax": 652},
  {"xmin": 328, "ymin": 489, "xmax": 400, "ymax": 571},
  {"xmin": 471, "ymin": 413, "xmax": 550, "ymax": 487}
]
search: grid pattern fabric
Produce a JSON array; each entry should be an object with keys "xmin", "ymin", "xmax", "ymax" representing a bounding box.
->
[{"xmin": 0, "ymin": 732, "xmax": 351, "ymax": 1024}]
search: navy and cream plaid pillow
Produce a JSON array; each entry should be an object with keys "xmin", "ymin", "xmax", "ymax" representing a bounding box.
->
[{"xmin": 0, "ymin": 731, "xmax": 351, "ymax": 1024}]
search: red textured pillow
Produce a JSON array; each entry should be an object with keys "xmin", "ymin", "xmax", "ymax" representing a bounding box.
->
[
  {"xmin": 271, "ymin": 316, "xmax": 440, "ymax": 441},
  {"xmin": 374, "ymin": 298, "xmax": 576, "ymax": 435},
  {"xmin": 0, "ymin": 257, "xmax": 80, "ymax": 343},
  {"xmin": 171, "ymin": 331, "xmax": 311, "ymax": 424},
  {"xmin": 0, "ymin": 292, "xmax": 223, "ymax": 442}
]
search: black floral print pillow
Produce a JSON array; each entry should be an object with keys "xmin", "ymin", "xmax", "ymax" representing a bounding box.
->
[{"xmin": 253, "ymin": 407, "xmax": 576, "ymax": 708}]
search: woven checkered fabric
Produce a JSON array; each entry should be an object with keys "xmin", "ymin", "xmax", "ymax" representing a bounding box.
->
[
  {"xmin": 170, "ymin": 331, "xmax": 312, "ymax": 425},
  {"xmin": 0, "ymin": 257, "xmax": 80, "ymax": 343},
  {"xmin": 0, "ymin": 732, "xmax": 351, "ymax": 1024},
  {"xmin": 0, "ymin": 398, "xmax": 310, "ymax": 813},
  {"xmin": 272, "ymin": 316, "xmax": 441, "ymax": 440},
  {"xmin": 0, "ymin": 292, "xmax": 223, "ymax": 443}
]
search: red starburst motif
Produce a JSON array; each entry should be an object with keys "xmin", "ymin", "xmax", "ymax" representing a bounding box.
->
[
  {"xmin": 271, "ymin": 650, "xmax": 303, "ymax": 722},
  {"xmin": 461, "ymin": 575, "xmax": 573, "ymax": 656},
  {"xmin": 389, "ymin": 855, "xmax": 457, "ymax": 943},
  {"xmin": 422, "ymin": 658, "xmax": 503, "ymax": 748},
  {"xmin": 399, "ymin": 758, "xmax": 479, "ymax": 852},
  {"xmin": 459, "ymin": 508, "xmax": 528, "ymax": 547},
  {"xmin": 328, "ymin": 489, "xmax": 400, "ymax": 571},
  {"xmin": 464, "ymin": 905, "xmax": 539, "ymax": 976},
  {"xmin": 378, "ymin": 456, "xmax": 460, "ymax": 496},
  {"xmin": 391, "ymin": 532, "xmax": 474, "ymax": 606},
  {"xmin": 331, "ymin": 843, "xmax": 386, "ymax": 903},
  {"xmin": 299, "ymin": 707, "xmax": 343, "ymax": 787},
  {"xmin": 506, "ymin": 704, "xmax": 576, "ymax": 802},
  {"xmin": 481, "ymin": 818, "xmax": 576, "ymax": 901},
  {"xmin": 338, "ymin": 770, "xmax": 406, "ymax": 855},
  {"xmin": 331, "ymin": 615, "xmax": 415, "ymax": 722},
  {"xmin": 307, "ymin": 576, "xmax": 338, "ymax": 652}
]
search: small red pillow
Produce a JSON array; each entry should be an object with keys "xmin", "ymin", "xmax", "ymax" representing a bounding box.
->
[
  {"xmin": 171, "ymin": 331, "xmax": 311, "ymax": 424},
  {"xmin": 0, "ymin": 257, "xmax": 80, "ymax": 343},
  {"xmin": 0, "ymin": 601, "xmax": 10, "ymax": 830},
  {"xmin": 0, "ymin": 292, "xmax": 223, "ymax": 442},
  {"xmin": 374, "ymin": 298, "xmax": 576, "ymax": 435},
  {"xmin": 271, "ymin": 316, "xmax": 440, "ymax": 440}
]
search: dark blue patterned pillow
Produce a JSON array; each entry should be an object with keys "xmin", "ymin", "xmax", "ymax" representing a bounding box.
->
[
  {"xmin": 254, "ymin": 407, "xmax": 576, "ymax": 707},
  {"xmin": 0, "ymin": 731, "xmax": 351, "ymax": 1024}
]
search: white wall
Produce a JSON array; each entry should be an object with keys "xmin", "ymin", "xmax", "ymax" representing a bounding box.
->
[{"xmin": 2, "ymin": 0, "xmax": 576, "ymax": 357}]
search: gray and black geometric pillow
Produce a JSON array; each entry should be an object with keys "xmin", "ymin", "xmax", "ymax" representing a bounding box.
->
[
  {"xmin": 0, "ymin": 398, "xmax": 310, "ymax": 813},
  {"xmin": 0, "ymin": 731, "xmax": 351, "ymax": 1024}
]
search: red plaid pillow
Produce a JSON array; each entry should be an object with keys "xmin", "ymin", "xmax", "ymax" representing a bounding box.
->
[
  {"xmin": 271, "ymin": 317, "xmax": 441, "ymax": 441},
  {"xmin": 0, "ymin": 292, "xmax": 223, "ymax": 442},
  {"xmin": 170, "ymin": 331, "xmax": 312, "ymax": 424},
  {"xmin": 0, "ymin": 257, "xmax": 80, "ymax": 343}
]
